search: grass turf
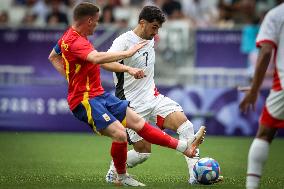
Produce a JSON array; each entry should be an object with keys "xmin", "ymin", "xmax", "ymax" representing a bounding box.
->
[{"xmin": 0, "ymin": 132, "xmax": 283, "ymax": 189}]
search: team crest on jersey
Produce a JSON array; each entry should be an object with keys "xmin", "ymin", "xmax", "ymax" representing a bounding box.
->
[
  {"xmin": 102, "ymin": 113, "xmax": 111, "ymax": 122},
  {"xmin": 61, "ymin": 40, "xmax": 69, "ymax": 51}
]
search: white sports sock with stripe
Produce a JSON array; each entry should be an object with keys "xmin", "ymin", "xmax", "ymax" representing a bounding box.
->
[
  {"xmin": 177, "ymin": 120, "xmax": 198, "ymax": 183},
  {"xmin": 246, "ymin": 138, "xmax": 269, "ymax": 189}
]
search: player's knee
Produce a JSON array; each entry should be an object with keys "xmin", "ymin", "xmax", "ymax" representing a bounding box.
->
[
  {"xmin": 133, "ymin": 140, "xmax": 151, "ymax": 153},
  {"xmin": 256, "ymin": 126, "xmax": 276, "ymax": 143},
  {"xmin": 135, "ymin": 116, "xmax": 145, "ymax": 127},
  {"xmin": 129, "ymin": 116, "xmax": 145, "ymax": 130},
  {"xmin": 113, "ymin": 130, "xmax": 127, "ymax": 142},
  {"xmin": 164, "ymin": 112, "xmax": 187, "ymax": 131}
]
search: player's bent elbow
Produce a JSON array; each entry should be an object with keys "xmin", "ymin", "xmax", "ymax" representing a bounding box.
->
[{"xmin": 48, "ymin": 55, "xmax": 55, "ymax": 63}]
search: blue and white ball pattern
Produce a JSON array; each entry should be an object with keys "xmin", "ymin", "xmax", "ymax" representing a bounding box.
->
[{"xmin": 193, "ymin": 157, "xmax": 220, "ymax": 185}]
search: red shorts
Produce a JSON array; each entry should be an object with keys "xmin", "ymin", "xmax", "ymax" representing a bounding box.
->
[
  {"xmin": 259, "ymin": 90, "xmax": 284, "ymax": 128},
  {"xmin": 260, "ymin": 106, "xmax": 284, "ymax": 128}
]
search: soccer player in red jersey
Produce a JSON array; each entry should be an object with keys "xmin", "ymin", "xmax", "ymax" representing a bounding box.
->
[{"xmin": 48, "ymin": 2, "xmax": 206, "ymax": 186}]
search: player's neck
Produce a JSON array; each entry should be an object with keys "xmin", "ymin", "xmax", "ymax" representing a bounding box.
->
[
  {"xmin": 71, "ymin": 25, "xmax": 88, "ymax": 37},
  {"xmin": 133, "ymin": 26, "xmax": 145, "ymax": 40}
]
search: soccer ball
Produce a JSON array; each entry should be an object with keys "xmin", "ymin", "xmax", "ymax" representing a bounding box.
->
[{"xmin": 193, "ymin": 157, "xmax": 220, "ymax": 185}]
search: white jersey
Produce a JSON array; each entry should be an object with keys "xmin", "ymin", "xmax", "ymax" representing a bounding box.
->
[
  {"xmin": 108, "ymin": 31, "xmax": 185, "ymax": 142},
  {"xmin": 108, "ymin": 31, "xmax": 157, "ymax": 106},
  {"xmin": 256, "ymin": 3, "xmax": 284, "ymax": 91}
]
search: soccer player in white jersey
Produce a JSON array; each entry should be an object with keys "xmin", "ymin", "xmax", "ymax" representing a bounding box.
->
[
  {"xmin": 105, "ymin": 5, "xmax": 221, "ymax": 185},
  {"xmin": 239, "ymin": 3, "xmax": 284, "ymax": 189}
]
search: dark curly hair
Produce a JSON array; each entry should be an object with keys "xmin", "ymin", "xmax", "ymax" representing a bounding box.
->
[{"xmin": 138, "ymin": 6, "xmax": 166, "ymax": 24}]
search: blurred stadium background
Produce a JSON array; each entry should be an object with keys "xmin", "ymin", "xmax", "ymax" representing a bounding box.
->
[{"xmin": 0, "ymin": 0, "xmax": 284, "ymax": 188}]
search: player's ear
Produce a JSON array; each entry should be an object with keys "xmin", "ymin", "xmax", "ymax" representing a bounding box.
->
[
  {"xmin": 87, "ymin": 17, "xmax": 92, "ymax": 24},
  {"xmin": 139, "ymin": 19, "xmax": 145, "ymax": 25}
]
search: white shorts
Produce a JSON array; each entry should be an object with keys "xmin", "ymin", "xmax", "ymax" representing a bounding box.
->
[
  {"xmin": 127, "ymin": 94, "xmax": 183, "ymax": 143},
  {"xmin": 260, "ymin": 90, "xmax": 284, "ymax": 128}
]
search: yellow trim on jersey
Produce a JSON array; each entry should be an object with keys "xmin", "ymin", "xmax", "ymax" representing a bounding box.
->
[
  {"xmin": 121, "ymin": 117, "xmax": 127, "ymax": 127},
  {"xmin": 75, "ymin": 64, "xmax": 81, "ymax": 74},
  {"xmin": 82, "ymin": 100, "xmax": 98, "ymax": 134},
  {"xmin": 72, "ymin": 30, "xmax": 81, "ymax": 37},
  {"xmin": 62, "ymin": 53, "xmax": 70, "ymax": 83},
  {"xmin": 83, "ymin": 76, "xmax": 90, "ymax": 101}
]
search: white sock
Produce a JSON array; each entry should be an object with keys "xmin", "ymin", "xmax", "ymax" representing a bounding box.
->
[
  {"xmin": 177, "ymin": 120, "xmax": 197, "ymax": 182},
  {"xmin": 177, "ymin": 120, "xmax": 194, "ymax": 140},
  {"xmin": 187, "ymin": 156, "xmax": 199, "ymax": 182},
  {"xmin": 176, "ymin": 140, "xmax": 188, "ymax": 152},
  {"xmin": 126, "ymin": 149, "xmax": 151, "ymax": 168},
  {"xmin": 246, "ymin": 138, "xmax": 269, "ymax": 189}
]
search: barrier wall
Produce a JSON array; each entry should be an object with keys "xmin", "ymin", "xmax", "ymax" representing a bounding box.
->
[
  {"xmin": 195, "ymin": 29, "xmax": 248, "ymax": 68},
  {"xmin": 1, "ymin": 28, "xmax": 281, "ymax": 136},
  {"xmin": 2, "ymin": 83, "xmax": 283, "ymax": 136}
]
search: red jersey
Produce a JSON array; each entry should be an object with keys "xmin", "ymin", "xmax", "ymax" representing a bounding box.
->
[{"xmin": 58, "ymin": 27, "xmax": 104, "ymax": 110}]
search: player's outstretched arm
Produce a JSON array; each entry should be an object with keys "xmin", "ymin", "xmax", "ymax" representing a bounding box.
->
[
  {"xmin": 239, "ymin": 43, "xmax": 273, "ymax": 113},
  {"xmin": 101, "ymin": 62, "xmax": 145, "ymax": 79},
  {"xmin": 86, "ymin": 40, "xmax": 148, "ymax": 64},
  {"xmin": 48, "ymin": 49, "xmax": 65, "ymax": 77}
]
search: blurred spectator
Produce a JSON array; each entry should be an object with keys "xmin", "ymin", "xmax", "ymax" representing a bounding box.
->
[
  {"xmin": 144, "ymin": 0, "xmax": 165, "ymax": 8},
  {"xmin": 218, "ymin": 0, "xmax": 257, "ymax": 24},
  {"xmin": 107, "ymin": 0, "xmax": 122, "ymax": 6},
  {"xmin": 130, "ymin": 0, "xmax": 144, "ymax": 6},
  {"xmin": 63, "ymin": 0, "xmax": 78, "ymax": 7},
  {"xmin": 162, "ymin": 0, "xmax": 184, "ymax": 20},
  {"xmin": 31, "ymin": 0, "xmax": 49, "ymax": 24},
  {"xmin": 0, "ymin": 11, "xmax": 9, "ymax": 25},
  {"xmin": 95, "ymin": 0, "xmax": 122, "ymax": 7},
  {"xmin": 216, "ymin": 0, "xmax": 235, "ymax": 28},
  {"xmin": 13, "ymin": 0, "xmax": 26, "ymax": 5},
  {"xmin": 99, "ymin": 5, "xmax": 115, "ymax": 24},
  {"xmin": 181, "ymin": 0, "xmax": 219, "ymax": 28},
  {"xmin": 46, "ymin": 0, "xmax": 68, "ymax": 26},
  {"xmin": 21, "ymin": 12, "xmax": 38, "ymax": 26}
]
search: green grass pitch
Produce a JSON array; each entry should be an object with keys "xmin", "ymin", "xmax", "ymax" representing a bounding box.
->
[{"xmin": 0, "ymin": 132, "xmax": 283, "ymax": 189}]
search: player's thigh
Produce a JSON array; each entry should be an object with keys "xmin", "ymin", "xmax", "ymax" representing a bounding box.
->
[
  {"xmin": 125, "ymin": 104, "xmax": 153, "ymax": 151},
  {"xmin": 105, "ymin": 93, "xmax": 129, "ymax": 127},
  {"xmin": 72, "ymin": 97, "xmax": 118, "ymax": 133},
  {"xmin": 260, "ymin": 90, "xmax": 284, "ymax": 128},
  {"xmin": 125, "ymin": 107, "xmax": 145, "ymax": 131},
  {"xmin": 100, "ymin": 120, "xmax": 127, "ymax": 142},
  {"xmin": 150, "ymin": 95, "xmax": 186, "ymax": 130}
]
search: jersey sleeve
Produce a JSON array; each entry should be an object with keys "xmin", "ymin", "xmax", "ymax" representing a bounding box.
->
[
  {"xmin": 108, "ymin": 36, "xmax": 127, "ymax": 52},
  {"xmin": 54, "ymin": 43, "xmax": 61, "ymax": 54},
  {"xmin": 256, "ymin": 10, "xmax": 280, "ymax": 48},
  {"xmin": 54, "ymin": 38, "xmax": 62, "ymax": 54},
  {"xmin": 72, "ymin": 38, "xmax": 94, "ymax": 61}
]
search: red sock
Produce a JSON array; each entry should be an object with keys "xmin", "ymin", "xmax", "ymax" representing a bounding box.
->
[
  {"xmin": 137, "ymin": 122, "xmax": 178, "ymax": 149},
  {"xmin": 111, "ymin": 142, "xmax": 127, "ymax": 174}
]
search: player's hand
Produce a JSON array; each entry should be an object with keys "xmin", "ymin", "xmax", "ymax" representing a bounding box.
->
[
  {"xmin": 127, "ymin": 40, "xmax": 148, "ymax": 57},
  {"xmin": 128, "ymin": 67, "xmax": 146, "ymax": 79},
  {"xmin": 239, "ymin": 90, "xmax": 258, "ymax": 113}
]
